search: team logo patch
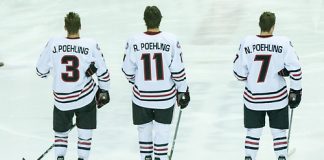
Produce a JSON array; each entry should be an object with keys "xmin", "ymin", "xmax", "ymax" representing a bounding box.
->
[
  {"xmin": 177, "ymin": 41, "xmax": 181, "ymax": 48},
  {"xmin": 96, "ymin": 44, "xmax": 101, "ymax": 50}
]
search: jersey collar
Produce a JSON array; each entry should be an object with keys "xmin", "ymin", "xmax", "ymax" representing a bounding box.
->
[
  {"xmin": 144, "ymin": 31, "xmax": 161, "ymax": 35},
  {"xmin": 257, "ymin": 35, "xmax": 273, "ymax": 38},
  {"xmin": 66, "ymin": 37, "xmax": 80, "ymax": 39}
]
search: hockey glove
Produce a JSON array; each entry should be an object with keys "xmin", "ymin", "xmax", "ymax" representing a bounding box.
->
[
  {"xmin": 278, "ymin": 68, "xmax": 290, "ymax": 77},
  {"xmin": 288, "ymin": 89, "xmax": 302, "ymax": 109},
  {"xmin": 177, "ymin": 88, "xmax": 190, "ymax": 109},
  {"xmin": 96, "ymin": 89, "xmax": 110, "ymax": 108},
  {"xmin": 86, "ymin": 62, "xmax": 97, "ymax": 77}
]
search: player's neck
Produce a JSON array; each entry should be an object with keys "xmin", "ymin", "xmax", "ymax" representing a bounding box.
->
[
  {"xmin": 260, "ymin": 31, "xmax": 273, "ymax": 36},
  {"xmin": 147, "ymin": 28, "xmax": 160, "ymax": 32},
  {"xmin": 67, "ymin": 33, "xmax": 80, "ymax": 39}
]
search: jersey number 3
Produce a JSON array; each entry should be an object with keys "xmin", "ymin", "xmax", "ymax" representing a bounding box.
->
[
  {"xmin": 61, "ymin": 55, "xmax": 80, "ymax": 82},
  {"xmin": 254, "ymin": 54, "xmax": 271, "ymax": 83},
  {"xmin": 141, "ymin": 53, "xmax": 164, "ymax": 81}
]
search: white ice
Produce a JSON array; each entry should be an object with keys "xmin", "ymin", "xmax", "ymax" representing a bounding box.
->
[{"xmin": 0, "ymin": 0, "xmax": 323, "ymax": 159}]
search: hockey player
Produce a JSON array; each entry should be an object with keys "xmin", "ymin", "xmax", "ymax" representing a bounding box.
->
[
  {"xmin": 36, "ymin": 12, "xmax": 110, "ymax": 160},
  {"xmin": 233, "ymin": 12, "xmax": 302, "ymax": 160},
  {"xmin": 122, "ymin": 6, "xmax": 190, "ymax": 160}
]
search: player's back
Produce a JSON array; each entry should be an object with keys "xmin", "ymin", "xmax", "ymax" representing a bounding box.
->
[
  {"xmin": 131, "ymin": 32, "xmax": 177, "ymax": 87},
  {"xmin": 37, "ymin": 37, "xmax": 100, "ymax": 110},
  {"xmin": 123, "ymin": 31, "xmax": 186, "ymax": 109},
  {"xmin": 234, "ymin": 35, "xmax": 295, "ymax": 110},
  {"xmin": 48, "ymin": 37, "xmax": 97, "ymax": 92}
]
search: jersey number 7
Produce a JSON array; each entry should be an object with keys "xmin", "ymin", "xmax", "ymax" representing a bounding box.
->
[{"xmin": 254, "ymin": 54, "xmax": 272, "ymax": 83}]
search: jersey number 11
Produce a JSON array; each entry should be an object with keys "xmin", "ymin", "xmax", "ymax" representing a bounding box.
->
[{"xmin": 141, "ymin": 53, "xmax": 164, "ymax": 81}]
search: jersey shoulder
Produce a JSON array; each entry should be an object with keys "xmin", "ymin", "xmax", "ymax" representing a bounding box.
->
[
  {"xmin": 272, "ymin": 35, "xmax": 291, "ymax": 42},
  {"xmin": 47, "ymin": 36, "xmax": 64, "ymax": 44},
  {"xmin": 161, "ymin": 32, "xmax": 178, "ymax": 39},
  {"xmin": 80, "ymin": 37, "xmax": 98, "ymax": 45},
  {"xmin": 238, "ymin": 35, "xmax": 255, "ymax": 47}
]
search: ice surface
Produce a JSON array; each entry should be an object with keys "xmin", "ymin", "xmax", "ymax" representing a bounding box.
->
[{"xmin": 0, "ymin": 0, "xmax": 323, "ymax": 159}]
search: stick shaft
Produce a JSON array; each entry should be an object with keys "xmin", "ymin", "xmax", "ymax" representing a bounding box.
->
[
  {"xmin": 169, "ymin": 109, "xmax": 182, "ymax": 160},
  {"xmin": 287, "ymin": 109, "xmax": 294, "ymax": 153}
]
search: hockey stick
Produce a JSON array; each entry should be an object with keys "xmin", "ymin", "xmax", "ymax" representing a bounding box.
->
[
  {"xmin": 23, "ymin": 124, "xmax": 76, "ymax": 160},
  {"xmin": 169, "ymin": 109, "xmax": 183, "ymax": 160},
  {"xmin": 287, "ymin": 109, "xmax": 295, "ymax": 157}
]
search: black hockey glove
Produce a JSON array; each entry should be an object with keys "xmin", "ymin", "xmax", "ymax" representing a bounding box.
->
[
  {"xmin": 86, "ymin": 62, "xmax": 97, "ymax": 77},
  {"xmin": 278, "ymin": 68, "xmax": 290, "ymax": 77},
  {"xmin": 177, "ymin": 88, "xmax": 190, "ymax": 109},
  {"xmin": 96, "ymin": 89, "xmax": 110, "ymax": 108},
  {"xmin": 289, "ymin": 89, "xmax": 302, "ymax": 109}
]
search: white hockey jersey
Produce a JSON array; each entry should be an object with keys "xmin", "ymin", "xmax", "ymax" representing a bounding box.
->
[
  {"xmin": 36, "ymin": 37, "xmax": 110, "ymax": 111},
  {"xmin": 122, "ymin": 31, "xmax": 188, "ymax": 109},
  {"xmin": 233, "ymin": 35, "xmax": 302, "ymax": 111}
]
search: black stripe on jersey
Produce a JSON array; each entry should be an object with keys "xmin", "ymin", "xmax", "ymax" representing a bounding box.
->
[
  {"xmin": 246, "ymin": 136, "xmax": 260, "ymax": 141},
  {"xmin": 133, "ymin": 93, "xmax": 176, "ymax": 102},
  {"xmin": 171, "ymin": 69, "xmax": 185, "ymax": 75},
  {"xmin": 55, "ymin": 84, "xmax": 96, "ymax": 103},
  {"xmin": 245, "ymin": 146, "xmax": 259, "ymax": 150},
  {"xmin": 98, "ymin": 79, "xmax": 110, "ymax": 82},
  {"xmin": 139, "ymin": 141, "xmax": 153, "ymax": 145},
  {"xmin": 134, "ymin": 84, "xmax": 176, "ymax": 94},
  {"xmin": 154, "ymin": 152, "xmax": 168, "ymax": 156},
  {"xmin": 245, "ymin": 86, "xmax": 286, "ymax": 96},
  {"xmin": 244, "ymin": 95, "xmax": 287, "ymax": 104},
  {"xmin": 274, "ymin": 137, "xmax": 287, "ymax": 141},
  {"xmin": 54, "ymin": 144, "xmax": 68, "ymax": 148},
  {"xmin": 290, "ymin": 76, "xmax": 302, "ymax": 81},
  {"xmin": 37, "ymin": 74, "xmax": 47, "ymax": 78},
  {"xmin": 289, "ymin": 68, "xmax": 301, "ymax": 73},
  {"xmin": 173, "ymin": 77, "xmax": 186, "ymax": 82},
  {"xmin": 54, "ymin": 79, "xmax": 93, "ymax": 95},
  {"xmin": 78, "ymin": 147, "xmax": 91, "ymax": 150},
  {"xmin": 154, "ymin": 143, "xmax": 168, "ymax": 147},
  {"xmin": 129, "ymin": 81, "xmax": 134, "ymax": 84},
  {"xmin": 233, "ymin": 71, "xmax": 247, "ymax": 80},
  {"xmin": 140, "ymin": 151, "xmax": 153, "ymax": 154},
  {"xmin": 274, "ymin": 146, "xmax": 287, "ymax": 151},
  {"xmin": 98, "ymin": 69, "xmax": 108, "ymax": 78},
  {"xmin": 36, "ymin": 68, "xmax": 50, "ymax": 76},
  {"xmin": 122, "ymin": 68, "xmax": 135, "ymax": 77}
]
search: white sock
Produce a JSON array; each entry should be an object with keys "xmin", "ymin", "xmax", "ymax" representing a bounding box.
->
[
  {"xmin": 138, "ymin": 122, "xmax": 153, "ymax": 160},
  {"xmin": 54, "ymin": 131, "xmax": 69, "ymax": 158},
  {"xmin": 77, "ymin": 128, "xmax": 93, "ymax": 160},
  {"xmin": 153, "ymin": 122, "xmax": 170, "ymax": 160},
  {"xmin": 271, "ymin": 128, "xmax": 288, "ymax": 159},
  {"xmin": 245, "ymin": 128, "xmax": 263, "ymax": 160}
]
